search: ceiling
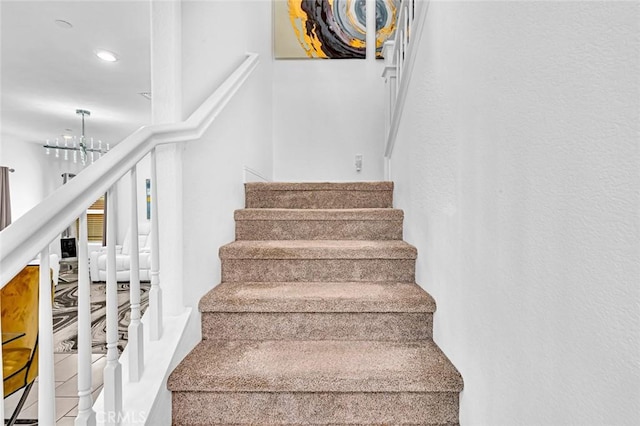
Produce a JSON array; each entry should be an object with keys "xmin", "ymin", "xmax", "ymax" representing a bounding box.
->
[{"xmin": 1, "ymin": 0, "xmax": 151, "ymax": 148}]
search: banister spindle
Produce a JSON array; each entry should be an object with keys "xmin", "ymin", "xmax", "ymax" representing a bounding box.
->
[
  {"xmin": 382, "ymin": 40, "xmax": 397, "ymax": 116},
  {"xmin": 128, "ymin": 165, "xmax": 144, "ymax": 380},
  {"xmin": 409, "ymin": 0, "xmax": 414, "ymax": 24},
  {"xmin": 405, "ymin": 5, "xmax": 410, "ymax": 43},
  {"xmin": 104, "ymin": 186, "xmax": 123, "ymax": 424},
  {"xmin": 38, "ymin": 246, "xmax": 56, "ymax": 425},
  {"xmin": 402, "ymin": 27, "xmax": 407, "ymax": 63},
  {"xmin": 397, "ymin": 38, "xmax": 403, "ymax": 86},
  {"xmin": 149, "ymin": 147, "xmax": 163, "ymax": 340},
  {"xmin": 76, "ymin": 212, "xmax": 97, "ymax": 425},
  {"xmin": 405, "ymin": 3, "xmax": 410, "ymax": 42}
]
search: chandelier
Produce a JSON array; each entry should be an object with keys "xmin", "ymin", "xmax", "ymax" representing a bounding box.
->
[{"xmin": 43, "ymin": 109, "xmax": 109, "ymax": 165}]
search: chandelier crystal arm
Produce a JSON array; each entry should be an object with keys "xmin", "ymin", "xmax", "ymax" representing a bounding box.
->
[
  {"xmin": 77, "ymin": 109, "xmax": 89, "ymax": 163},
  {"xmin": 42, "ymin": 144, "xmax": 107, "ymax": 153},
  {"xmin": 42, "ymin": 109, "xmax": 109, "ymax": 165}
]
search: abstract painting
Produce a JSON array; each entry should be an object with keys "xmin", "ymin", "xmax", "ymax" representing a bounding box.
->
[
  {"xmin": 375, "ymin": 0, "xmax": 400, "ymax": 58},
  {"xmin": 275, "ymin": 0, "xmax": 367, "ymax": 59}
]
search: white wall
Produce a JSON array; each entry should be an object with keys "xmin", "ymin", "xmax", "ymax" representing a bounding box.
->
[
  {"xmin": 0, "ymin": 137, "xmax": 83, "ymax": 221},
  {"xmin": 273, "ymin": 59, "xmax": 386, "ymax": 181},
  {"xmin": 181, "ymin": 0, "xmax": 273, "ymax": 309},
  {"xmin": 391, "ymin": 2, "xmax": 639, "ymax": 425},
  {"xmin": 113, "ymin": 154, "xmax": 152, "ymax": 245},
  {"xmin": 272, "ymin": 0, "xmax": 386, "ymax": 182},
  {"xmin": 0, "ymin": 139, "xmax": 47, "ymax": 221},
  {"xmin": 0, "ymin": 137, "xmax": 87, "ymax": 258}
]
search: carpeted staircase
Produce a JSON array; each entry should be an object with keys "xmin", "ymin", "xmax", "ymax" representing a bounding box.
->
[{"xmin": 168, "ymin": 182, "xmax": 463, "ymax": 425}]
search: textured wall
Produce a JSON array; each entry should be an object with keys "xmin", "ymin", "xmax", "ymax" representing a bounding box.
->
[{"xmin": 391, "ymin": 1, "xmax": 639, "ymax": 424}]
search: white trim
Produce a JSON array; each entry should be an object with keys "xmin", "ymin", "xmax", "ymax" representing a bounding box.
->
[
  {"xmin": 243, "ymin": 166, "xmax": 271, "ymax": 183},
  {"xmin": 0, "ymin": 53, "xmax": 260, "ymax": 287},
  {"xmin": 93, "ymin": 308, "xmax": 193, "ymax": 425},
  {"xmin": 384, "ymin": 1, "xmax": 431, "ymax": 158}
]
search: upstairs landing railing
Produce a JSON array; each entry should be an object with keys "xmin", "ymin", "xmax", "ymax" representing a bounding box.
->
[
  {"xmin": 0, "ymin": 53, "xmax": 258, "ymax": 425},
  {"xmin": 382, "ymin": 0, "xmax": 430, "ymax": 178}
]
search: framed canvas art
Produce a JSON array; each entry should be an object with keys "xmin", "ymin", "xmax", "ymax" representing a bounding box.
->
[
  {"xmin": 375, "ymin": 0, "xmax": 400, "ymax": 58},
  {"xmin": 274, "ymin": 0, "xmax": 367, "ymax": 59}
]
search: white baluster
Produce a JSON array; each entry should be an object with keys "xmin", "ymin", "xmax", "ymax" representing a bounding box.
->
[
  {"xmin": 382, "ymin": 40, "xmax": 397, "ymax": 117},
  {"xmin": 128, "ymin": 165, "xmax": 144, "ymax": 380},
  {"xmin": 409, "ymin": 0, "xmax": 414, "ymax": 24},
  {"xmin": 38, "ymin": 246, "xmax": 56, "ymax": 425},
  {"xmin": 76, "ymin": 212, "xmax": 97, "ymax": 425},
  {"xmin": 397, "ymin": 40, "xmax": 403, "ymax": 86},
  {"xmin": 401, "ymin": 4, "xmax": 407, "ymax": 44},
  {"xmin": 394, "ymin": 49, "xmax": 398, "ymax": 97},
  {"xmin": 406, "ymin": 9, "xmax": 410, "ymax": 44},
  {"xmin": 104, "ymin": 186, "xmax": 123, "ymax": 425},
  {"xmin": 401, "ymin": 30, "xmax": 405, "ymax": 77},
  {"xmin": 149, "ymin": 148, "xmax": 163, "ymax": 340}
]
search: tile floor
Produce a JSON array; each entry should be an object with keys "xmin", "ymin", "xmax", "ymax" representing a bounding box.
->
[{"xmin": 4, "ymin": 353, "xmax": 105, "ymax": 424}]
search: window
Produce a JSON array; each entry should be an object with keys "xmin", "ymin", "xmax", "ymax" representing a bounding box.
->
[{"xmin": 87, "ymin": 196, "xmax": 105, "ymax": 242}]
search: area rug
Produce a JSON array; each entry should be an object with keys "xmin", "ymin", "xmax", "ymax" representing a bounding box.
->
[{"xmin": 52, "ymin": 276, "xmax": 150, "ymax": 354}]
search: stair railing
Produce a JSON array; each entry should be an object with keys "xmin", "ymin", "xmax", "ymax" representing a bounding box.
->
[
  {"xmin": 0, "ymin": 52, "xmax": 259, "ymax": 425},
  {"xmin": 382, "ymin": 0, "xmax": 430, "ymax": 178}
]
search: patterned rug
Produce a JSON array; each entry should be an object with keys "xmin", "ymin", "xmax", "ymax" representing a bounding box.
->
[{"xmin": 52, "ymin": 274, "xmax": 150, "ymax": 354}]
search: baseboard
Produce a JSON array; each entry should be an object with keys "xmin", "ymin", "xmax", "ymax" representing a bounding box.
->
[{"xmin": 243, "ymin": 166, "xmax": 270, "ymax": 183}]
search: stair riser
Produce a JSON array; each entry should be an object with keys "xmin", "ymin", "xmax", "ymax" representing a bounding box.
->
[
  {"xmin": 202, "ymin": 312, "xmax": 433, "ymax": 341},
  {"xmin": 246, "ymin": 190, "xmax": 393, "ymax": 209},
  {"xmin": 221, "ymin": 259, "xmax": 416, "ymax": 282},
  {"xmin": 235, "ymin": 220, "xmax": 403, "ymax": 240},
  {"xmin": 172, "ymin": 391, "xmax": 459, "ymax": 424}
]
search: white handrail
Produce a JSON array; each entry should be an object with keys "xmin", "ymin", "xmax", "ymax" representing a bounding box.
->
[
  {"xmin": 383, "ymin": 0, "xmax": 430, "ymax": 159},
  {"xmin": 0, "ymin": 51, "xmax": 259, "ymax": 425},
  {"xmin": 0, "ymin": 52, "xmax": 259, "ymax": 287}
]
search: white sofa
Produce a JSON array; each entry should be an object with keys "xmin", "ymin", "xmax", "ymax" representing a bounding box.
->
[{"xmin": 90, "ymin": 222, "xmax": 152, "ymax": 282}]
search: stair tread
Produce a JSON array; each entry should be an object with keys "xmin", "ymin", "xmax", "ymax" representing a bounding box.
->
[
  {"xmin": 200, "ymin": 281, "xmax": 435, "ymax": 313},
  {"xmin": 235, "ymin": 208, "xmax": 403, "ymax": 221},
  {"xmin": 245, "ymin": 182, "xmax": 393, "ymax": 191},
  {"xmin": 220, "ymin": 240, "xmax": 417, "ymax": 259},
  {"xmin": 168, "ymin": 339, "xmax": 463, "ymax": 393}
]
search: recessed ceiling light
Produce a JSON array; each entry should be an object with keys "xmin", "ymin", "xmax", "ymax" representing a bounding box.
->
[
  {"xmin": 95, "ymin": 49, "xmax": 119, "ymax": 62},
  {"xmin": 54, "ymin": 19, "xmax": 73, "ymax": 29}
]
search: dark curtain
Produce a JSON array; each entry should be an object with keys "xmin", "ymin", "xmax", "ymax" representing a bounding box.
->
[{"xmin": 0, "ymin": 167, "xmax": 12, "ymax": 231}]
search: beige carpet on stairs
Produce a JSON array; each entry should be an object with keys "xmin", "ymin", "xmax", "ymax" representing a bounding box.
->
[{"xmin": 168, "ymin": 182, "xmax": 463, "ymax": 425}]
